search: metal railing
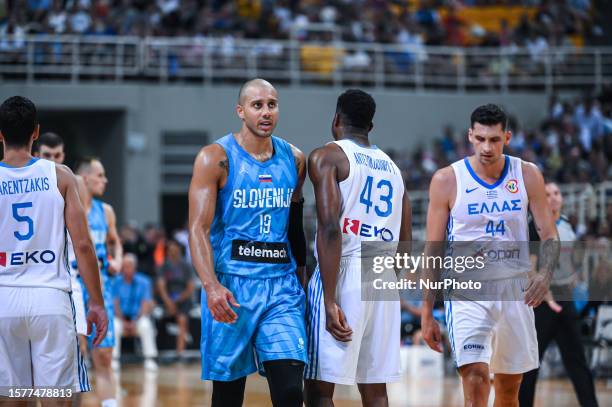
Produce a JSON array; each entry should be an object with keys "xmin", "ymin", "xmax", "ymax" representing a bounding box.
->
[{"xmin": 1, "ymin": 35, "xmax": 611, "ymax": 91}]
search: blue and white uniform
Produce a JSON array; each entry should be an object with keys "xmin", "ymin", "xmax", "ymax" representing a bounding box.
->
[
  {"xmin": 306, "ymin": 139, "xmax": 405, "ymax": 384},
  {"xmin": 445, "ymin": 155, "xmax": 539, "ymax": 374},
  {"xmin": 80, "ymin": 198, "xmax": 116, "ymax": 348},
  {"xmin": 0, "ymin": 158, "xmax": 89, "ymax": 392},
  {"xmin": 200, "ymin": 134, "xmax": 307, "ymax": 381}
]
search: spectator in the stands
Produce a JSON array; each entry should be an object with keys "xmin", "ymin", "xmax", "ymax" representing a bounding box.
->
[{"xmin": 157, "ymin": 239, "xmax": 195, "ymax": 359}]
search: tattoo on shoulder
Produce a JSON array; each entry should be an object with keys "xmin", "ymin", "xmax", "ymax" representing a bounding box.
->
[{"xmin": 218, "ymin": 159, "xmax": 229, "ymax": 174}]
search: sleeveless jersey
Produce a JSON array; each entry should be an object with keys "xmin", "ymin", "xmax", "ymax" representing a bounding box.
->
[
  {"xmin": 88, "ymin": 198, "xmax": 109, "ymax": 273},
  {"xmin": 449, "ymin": 155, "xmax": 531, "ymax": 280},
  {"xmin": 0, "ymin": 158, "xmax": 71, "ymax": 291},
  {"xmin": 315, "ymin": 139, "xmax": 404, "ymax": 260},
  {"xmin": 210, "ymin": 134, "xmax": 297, "ymax": 279}
]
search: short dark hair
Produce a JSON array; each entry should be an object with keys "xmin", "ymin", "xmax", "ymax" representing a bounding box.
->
[
  {"xmin": 75, "ymin": 156, "xmax": 100, "ymax": 174},
  {"xmin": 38, "ymin": 132, "xmax": 64, "ymax": 148},
  {"xmin": 470, "ymin": 104, "xmax": 508, "ymax": 130},
  {"xmin": 0, "ymin": 96, "xmax": 38, "ymax": 148},
  {"xmin": 336, "ymin": 89, "xmax": 376, "ymax": 131}
]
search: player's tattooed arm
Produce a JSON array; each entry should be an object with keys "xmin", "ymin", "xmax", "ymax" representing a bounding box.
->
[
  {"xmin": 189, "ymin": 144, "xmax": 239, "ymax": 323},
  {"xmin": 218, "ymin": 158, "xmax": 230, "ymax": 176},
  {"xmin": 523, "ymin": 161, "xmax": 559, "ymax": 307}
]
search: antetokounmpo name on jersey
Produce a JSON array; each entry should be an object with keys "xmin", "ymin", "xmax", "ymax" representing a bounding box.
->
[
  {"xmin": 0, "ymin": 177, "xmax": 50, "ymax": 196},
  {"xmin": 353, "ymin": 153, "xmax": 396, "ymax": 174},
  {"xmin": 232, "ymin": 188, "xmax": 294, "ymax": 209},
  {"xmin": 467, "ymin": 199, "xmax": 522, "ymax": 215}
]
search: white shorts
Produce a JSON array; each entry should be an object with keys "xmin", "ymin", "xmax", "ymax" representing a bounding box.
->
[
  {"xmin": 445, "ymin": 280, "xmax": 538, "ymax": 374},
  {"xmin": 305, "ymin": 258, "xmax": 401, "ymax": 385},
  {"xmin": 70, "ymin": 273, "xmax": 88, "ymax": 336},
  {"xmin": 0, "ymin": 286, "xmax": 90, "ymax": 393}
]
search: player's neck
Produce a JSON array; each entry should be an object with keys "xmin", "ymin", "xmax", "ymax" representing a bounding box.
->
[
  {"xmin": 1, "ymin": 147, "xmax": 34, "ymax": 167},
  {"xmin": 338, "ymin": 129, "xmax": 370, "ymax": 147},
  {"xmin": 468, "ymin": 155, "xmax": 506, "ymax": 182},
  {"xmin": 234, "ymin": 131, "xmax": 273, "ymax": 160},
  {"xmin": 552, "ymin": 209, "xmax": 561, "ymax": 222}
]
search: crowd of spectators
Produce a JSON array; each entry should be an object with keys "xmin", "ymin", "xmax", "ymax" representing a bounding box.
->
[
  {"xmin": 393, "ymin": 88, "xmax": 612, "ymax": 191},
  {"xmin": 0, "ymin": 0, "xmax": 601, "ymax": 48}
]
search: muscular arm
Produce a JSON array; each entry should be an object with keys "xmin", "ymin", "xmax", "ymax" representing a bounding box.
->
[
  {"xmin": 422, "ymin": 167, "xmax": 455, "ymax": 313},
  {"xmin": 421, "ymin": 167, "xmax": 455, "ymax": 353},
  {"xmin": 308, "ymin": 144, "xmax": 352, "ymax": 341},
  {"xmin": 309, "ymin": 145, "xmax": 343, "ymax": 306},
  {"xmin": 57, "ymin": 165, "xmax": 107, "ymax": 344},
  {"xmin": 188, "ymin": 144, "xmax": 239, "ymax": 323},
  {"xmin": 104, "ymin": 203, "xmax": 123, "ymax": 275},
  {"xmin": 523, "ymin": 162, "xmax": 560, "ymax": 306},
  {"xmin": 289, "ymin": 144, "xmax": 308, "ymax": 287}
]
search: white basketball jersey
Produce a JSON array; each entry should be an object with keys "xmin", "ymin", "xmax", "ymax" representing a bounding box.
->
[
  {"xmin": 0, "ymin": 158, "xmax": 70, "ymax": 291},
  {"xmin": 449, "ymin": 155, "xmax": 531, "ymax": 280},
  {"xmin": 316, "ymin": 139, "xmax": 404, "ymax": 259}
]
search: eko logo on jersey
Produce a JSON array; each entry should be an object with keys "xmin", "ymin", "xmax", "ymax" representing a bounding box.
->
[
  {"xmin": 0, "ymin": 250, "xmax": 56, "ymax": 267},
  {"xmin": 342, "ymin": 218, "xmax": 394, "ymax": 241},
  {"xmin": 505, "ymin": 179, "xmax": 519, "ymax": 194}
]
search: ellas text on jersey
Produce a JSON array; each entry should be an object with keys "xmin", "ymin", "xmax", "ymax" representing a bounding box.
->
[{"xmin": 466, "ymin": 199, "xmax": 522, "ymax": 215}]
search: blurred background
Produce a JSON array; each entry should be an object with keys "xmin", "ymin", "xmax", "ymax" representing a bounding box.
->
[{"xmin": 0, "ymin": 0, "xmax": 611, "ymax": 405}]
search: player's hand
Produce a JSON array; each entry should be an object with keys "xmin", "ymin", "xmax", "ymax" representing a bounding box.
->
[
  {"xmin": 206, "ymin": 283, "xmax": 240, "ymax": 323},
  {"xmin": 86, "ymin": 302, "xmax": 109, "ymax": 347},
  {"xmin": 421, "ymin": 314, "xmax": 443, "ymax": 353},
  {"xmin": 324, "ymin": 302, "xmax": 352, "ymax": 342},
  {"xmin": 524, "ymin": 272, "xmax": 552, "ymax": 307},
  {"xmin": 547, "ymin": 299, "xmax": 563, "ymax": 313},
  {"xmin": 108, "ymin": 258, "xmax": 122, "ymax": 275}
]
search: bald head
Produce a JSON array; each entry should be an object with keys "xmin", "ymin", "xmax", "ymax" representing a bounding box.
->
[{"xmin": 238, "ymin": 79, "xmax": 276, "ymax": 105}]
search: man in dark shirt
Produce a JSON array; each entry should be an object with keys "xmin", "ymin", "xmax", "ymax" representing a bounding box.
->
[{"xmin": 157, "ymin": 239, "xmax": 195, "ymax": 358}]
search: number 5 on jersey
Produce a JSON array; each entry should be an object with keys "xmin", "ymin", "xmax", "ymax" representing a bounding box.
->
[
  {"xmin": 12, "ymin": 202, "xmax": 34, "ymax": 241},
  {"xmin": 359, "ymin": 176, "xmax": 393, "ymax": 217}
]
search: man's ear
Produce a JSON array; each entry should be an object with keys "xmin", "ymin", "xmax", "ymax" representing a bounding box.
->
[
  {"xmin": 504, "ymin": 130, "xmax": 512, "ymax": 146},
  {"xmin": 236, "ymin": 104, "xmax": 245, "ymax": 120}
]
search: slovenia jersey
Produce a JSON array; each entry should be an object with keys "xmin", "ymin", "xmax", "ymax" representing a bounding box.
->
[
  {"xmin": 315, "ymin": 139, "xmax": 404, "ymax": 260},
  {"xmin": 0, "ymin": 158, "xmax": 71, "ymax": 291},
  {"xmin": 88, "ymin": 199, "xmax": 108, "ymax": 274},
  {"xmin": 449, "ymin": 155, "xmax": 531, "ymax": 280},
  {"xmin": 210, "ymin": 134, "xmax": 297, "ymax": 279}
]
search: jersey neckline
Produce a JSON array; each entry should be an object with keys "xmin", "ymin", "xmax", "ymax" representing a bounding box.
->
[
  {"xmin": 341, "ymin": 138, "xmax": 378, "ymax": 150},
  {"xmin": 229, "ymin": 133, "xmax": 279, "ymax": 168},
  {"xmin": 463, "ymin": 155, "xmax": 509, "ymax": 190},
  {"xmin": 0, "ymin": 157, "xmax": 40, "ymax": 169}
]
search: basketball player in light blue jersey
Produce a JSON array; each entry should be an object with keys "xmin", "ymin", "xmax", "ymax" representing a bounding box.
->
[
  {"xmin": 189, "ymin": 79, "xmax": 308, "ymax": 407},
  {"xmin": 422, "ymin": 104, "xmax": 559, "ymax": 407},
  {"xmin": 0, "ymin": 96, "xmax": 107, "ymax": 400},
  {"xmin": 76, "ymin": 157, "xmax": 123, "ymax": 407}
]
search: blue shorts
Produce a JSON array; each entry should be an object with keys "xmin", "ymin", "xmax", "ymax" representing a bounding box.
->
[
  {"xmin": 80, "ymin": 273, "xmax": 115, "ymax": 349},
  {"xmin": 200, "ymin": 272, "xmax": 307, "ymax": 381}
]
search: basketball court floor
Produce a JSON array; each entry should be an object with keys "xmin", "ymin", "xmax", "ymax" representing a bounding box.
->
[{"xmin": 81, "ymin": 364, "xmax": 612, "ymax": 406}]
